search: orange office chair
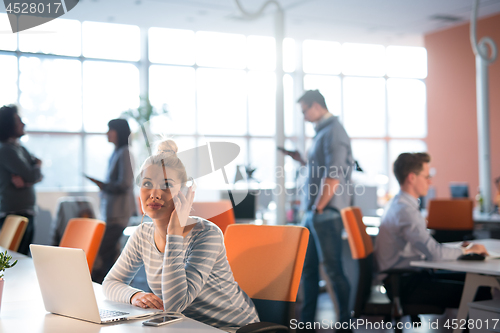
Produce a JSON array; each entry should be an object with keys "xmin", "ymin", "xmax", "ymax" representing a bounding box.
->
[
  {"xmin": 427, "ymin": 199, "xmax": 474, "ymax": 243},
  {"xmin": 59, "ymin": 218, "xmax": 106, "ymax": 272},
  {"xmin": 0, "ymin": 215, "xmax": 29, "ymax": 252},
  {"xmin": 341, "ymin": 207, "xmax": 444, "ymax": 331},
  {"xmin": 192, "ymin": 200, "xmax": 235, "ymax": 234},
  {"xmin": 224, "ymin": 224, "xmax": 309, "ymax": 333}
]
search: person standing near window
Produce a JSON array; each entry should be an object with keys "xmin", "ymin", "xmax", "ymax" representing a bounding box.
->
[
  {"xmin": 87, "ymin": 119, "xmax": 137, "ymax": 283},
  {"xmin": 0, "ymin": 104, "xmax": 43, "ymax": 255},
  {"xmin": 280, "ymin": 90, "xmax": 354, "ymax": 332}
]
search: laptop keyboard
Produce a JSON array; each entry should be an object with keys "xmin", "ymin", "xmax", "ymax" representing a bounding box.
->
[{"xmin": 99, "ymin": 309, "xmax": 129, "ymax": 319}]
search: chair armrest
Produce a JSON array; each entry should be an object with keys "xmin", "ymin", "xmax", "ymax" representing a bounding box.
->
[{"xmin": 236, "ymin": 322, "xmax": 289, "ymax": 333}]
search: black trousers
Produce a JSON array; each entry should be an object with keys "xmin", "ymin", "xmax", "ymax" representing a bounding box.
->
[
  {"xmin": 383, "ymin": 270, "xmax": 491, "ymax": 308},
  {"xmin": 91, "ymin": 218, "xmax": 128, "ymax": 284},
  {"xmin": 0, "ymin": 213, "xmax": 34, "ymax": 255}
]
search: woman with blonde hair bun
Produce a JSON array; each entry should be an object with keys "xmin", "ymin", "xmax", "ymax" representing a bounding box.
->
[{"xmin": 102, "ymin": 139, "xmax": 259, "ymax": 328}]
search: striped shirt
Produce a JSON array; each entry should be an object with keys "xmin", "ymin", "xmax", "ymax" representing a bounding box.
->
[{"xmin": 102, "ymin": 218, "xmax": 259, "ymax": 328}]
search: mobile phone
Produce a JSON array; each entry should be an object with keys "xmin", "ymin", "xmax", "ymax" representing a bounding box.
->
[
  {"xmin": 277, "ymin": 146, "xmax": 287, "ymax": 152},
  {"xmin": 142, "ymin": 315, "xmax": 182, "ymax": 326}
]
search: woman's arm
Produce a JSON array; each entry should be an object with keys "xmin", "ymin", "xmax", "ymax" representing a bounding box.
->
[
  {"xmin": 1, "ymin": 146, "xmax": 42, "ymax": 183},
  {"xmin": 102, "ymin": 226, "xmax": 146, "ymax": 304},
  {"xmin": 161, "ymin": 227, "xmax": 222, "ymax": 312},
  {"xmin": 101, "ymin": 148, "xmax": 134, "ymax": 194}
]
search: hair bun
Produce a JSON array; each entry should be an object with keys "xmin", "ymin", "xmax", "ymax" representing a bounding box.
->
[{"xmin": 157, "ymin": 139, "xmax": 178, "ymax": 155}]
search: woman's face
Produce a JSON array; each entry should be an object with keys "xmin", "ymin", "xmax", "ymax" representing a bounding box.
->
[
  {"xmin": 107, "ymin": 128, "xmax": 118, "ymax": 145},
  {"xmin": 13, "ymin": 113, "xmax": 25, "ymax": 138},
  {"xmin": 139, "ymin": 164, "xmax": 182, "ymax": 221}
]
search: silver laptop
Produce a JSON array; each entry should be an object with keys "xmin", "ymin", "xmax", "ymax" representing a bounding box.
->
[{"xmin": 30, "ymin": 244, "xmax": 164, "ymax": 324}]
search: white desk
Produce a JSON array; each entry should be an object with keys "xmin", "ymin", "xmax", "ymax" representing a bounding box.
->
[
  {"xmin": 0, "ymin": 249, "xmax": 224, "ymax": 333},
  {"xmin": 410, "ymin": 239, "xmax": 500, "ymax": 333}
]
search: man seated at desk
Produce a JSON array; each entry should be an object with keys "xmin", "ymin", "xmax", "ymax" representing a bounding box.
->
[{"xmin": 374, "ymin": 152, "xmax": 489, "ymax": 308}]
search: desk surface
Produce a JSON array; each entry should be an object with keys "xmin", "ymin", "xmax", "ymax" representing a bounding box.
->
[
  {"xmin": 474, "ymin": 212, "xmax": 500, "ymax": 224},
  {"xmin": 0, "ymin": 248, "xmax": 223, "ymax": 333},
  {"xmin": 410, "ymin": 239, "xmax": 500, "ymax": 275}
]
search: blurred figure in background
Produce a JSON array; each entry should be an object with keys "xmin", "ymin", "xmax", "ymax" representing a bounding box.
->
[
  {"xmin": 0, "ymin": 104, "xmax": 43, "ymax": 255},
  {"xmin": 87, "ymin": 118, "xmax": 136, "ymax": 283},
  {"xmin": 281, "ymin": 90, "xmax": 353, "ymax": 332}
]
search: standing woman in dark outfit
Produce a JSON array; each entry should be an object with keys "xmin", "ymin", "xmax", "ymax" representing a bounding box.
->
[
  {"xmin": 0, "ymin": 105, "xmax": 43, "ymax": 255},
  {"xmin": 87, "ymin": 119, "xmax": 137, "ymax": 283}
]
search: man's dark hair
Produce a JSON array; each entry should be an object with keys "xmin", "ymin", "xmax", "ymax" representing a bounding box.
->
[
  {"xmin": 297, "ymin": 89, "xmax": 327, "ymax": 109},
  {"xmin": 393, "ymin": 152, "xmax": 431, "ymax": 186},
  {"xmin": 108, "ymin": 118, "xmax": 131, "ymax": 148},
  {"xmin": 0, "ymin": 104, "xmax": 19, "ymax": 142}
]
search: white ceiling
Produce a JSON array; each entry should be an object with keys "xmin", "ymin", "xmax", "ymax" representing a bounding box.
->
[{"xmin": 10, "ymin": 0, "xmax": 500, "ymax": 46}]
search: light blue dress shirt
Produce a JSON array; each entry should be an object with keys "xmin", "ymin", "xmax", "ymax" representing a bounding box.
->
[{"xmin": 374, "ymin": 191, "xmax": 463, "ymax": 274}]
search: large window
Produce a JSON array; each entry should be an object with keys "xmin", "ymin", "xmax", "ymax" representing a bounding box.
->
[
  {"xmin": 0, "ymin": 19, "xmax": 428, "ymax": 199},
  {"xmin": 302, "ymin": 42, "xmax": 428, "ymax": 196}
]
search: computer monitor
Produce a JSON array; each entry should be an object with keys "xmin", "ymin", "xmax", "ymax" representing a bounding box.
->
[
  {"xmin": 221, "ymin": 190, "xmax": 257, "ymax": 220},
  {"xmin": 450, "ymin": 183, "xmax": 469, "ymax": 198}
]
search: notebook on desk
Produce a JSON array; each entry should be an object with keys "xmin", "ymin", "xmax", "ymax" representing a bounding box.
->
[{"xmin": 30, "ymin": 244, "xmax": 164, "ymax": 324}]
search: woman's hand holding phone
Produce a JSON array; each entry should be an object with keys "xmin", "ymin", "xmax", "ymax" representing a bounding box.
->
[{"xmin": 168, "ymin": 179, "xmax": 196, "ymax": 234}]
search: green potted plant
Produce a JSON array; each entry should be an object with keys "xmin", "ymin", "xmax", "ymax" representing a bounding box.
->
[
  {"xmin": 121, "ymin": 94, "xmax": 169, "ymax": 162},
  {"xmin": 0, "ymin": 251, "xmax": 18, "ymax": 310}
]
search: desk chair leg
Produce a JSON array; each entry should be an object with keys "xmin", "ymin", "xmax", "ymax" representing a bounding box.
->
[{"xmin": 453, "ymin": 273, "xmax": 500, "ymax": 333}]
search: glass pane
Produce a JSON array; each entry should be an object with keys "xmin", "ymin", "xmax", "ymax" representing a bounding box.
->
[
  {"xmin": 83, "ymin": 61, "xmax": 139, "ymax": 132},
  {"xmin": 351, "ymin": 139, "xmax": 388, "ymax": 182},
  {"xmin": 19, "ymin": 56, "xmax": 82, "ymax": 131},
  {"xmin": 196, "ymin": 68, "xmax": 246, "ymax": 135},
  {"xmin": 148, "ymin": 28, "xmax": 195, "ymax": 65},
  {"xmin": 196, "ymin": 31, "xmax": 246, "ymax": 69},
  {"xmin": 387, "ymin": 46, "xmax": 427, "ymax": 79},
  {"xmin": 284, "ymin": 138, "xmax": 299, "ymax": 187},
  {"xmin": 304, "ymin": 75, "xmax": 342, "ymax": 137},
  {"xmin": 0, "ymin": 55, "xmax": 18, "ymax": 106},
  {"xmin": 0, "ymin": 14, "xmax": 17, "ymax": 51},
  {"xmin": 343, "ymin": 77, "xmax": 386, "ymax": 137},
  {"xmin": 82, "ymin": 21, "xmax": 140, "ymax": 61},
  {"xmin": 195, "ymin": 137, "xmax": 247, "ymax": 190},
  {"xmin": 247, "ymin": 35, "xmax": 275, "ymax": 71},
  {"xmin": 388, "ymin": 140, "xmax": 427, "ymax": 194},
  {"xmin": 22, "ymin": 134, "xmax": 81, "ymax": 190},
  {"xmin": 342, "ymin": 43, "xmax": 385, "ymax": 77},
  {"xmin": 19, "ymin": 18, "xmax": 81, "ymax": 56},
  {"xmin": 388, "ymin": 78, "xmax": 427, "ymax": 138},
  {"xmin": 84, "ymin": 135, "xmax": 115, "ymax": 188},
  {"xmin": 283, "ymin": 38, "xmax": 296, "ymax": 73},
  {"xmin": 248, "ymin": 71, "xmax": 275, "ymax": 136},
  {"xmin": 249, "ymin": 138, "xmax": 276, "ymax": 186},
  {"xmin": 284, "ymin": 74, "xmax": 295, "ymax": 137},
  {"xmin": 149, "ymin": 65, "xmax": 196, "ymax": 135},
  {"xmin": 302, "ymin": 40, "xmax": 341, "ymax": 74}
]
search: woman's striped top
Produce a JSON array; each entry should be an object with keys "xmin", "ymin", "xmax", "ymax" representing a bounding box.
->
[{"xmin": 102, "ymin": 218, "xmax": 259, "ymax": 328}]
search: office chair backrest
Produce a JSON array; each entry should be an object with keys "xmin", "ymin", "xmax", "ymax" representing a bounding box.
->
[
  {"xmin": 192, "ymin": 201, "xmax": 235, "ymax": 234},
  {"xmin": 224, "ymin": 224, "xmax": 309, "ymax": 325},
  {"xmin": 340, "ymin": 207, "xmax": 373, "ymax": 259},
  {"xmin": 0, "ymin": 215, "xmax": 29, "ymax": 251},
  {"xmin": 340, "ymin": 207, "xmax": 375, "ymax": 317},
  {"xmin": 427, "ymin": 199, "xmax": 474, "ymax": 230},
  {"xmin": 59, "ymin": 218, "xmax": 106, "ymax": 272}
]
